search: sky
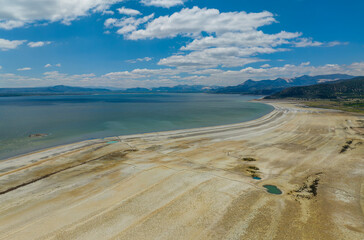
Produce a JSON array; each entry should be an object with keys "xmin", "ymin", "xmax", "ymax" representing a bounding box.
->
[{"xmin": 0, "ymin": 0, "xmax": 364, "ymax": 88}]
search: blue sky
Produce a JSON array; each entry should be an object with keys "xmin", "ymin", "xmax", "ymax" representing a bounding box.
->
[{"xmin": 0, "ymin": 0, "xmax": 363, "ymax": 88}]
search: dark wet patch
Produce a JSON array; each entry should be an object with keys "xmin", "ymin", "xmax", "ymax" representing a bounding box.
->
[
  {"xmin": 248, "ymin": 166, "xmax": 259, "ymax": 170},
  {"xmin": 242, "ymin": 157, "xmax": 256, "ymax": 162},
  {"xmin": 145, "ymin": 145, "xmax": 162, "ymax": 151},
  {"xmin": 288, "ymin": 172, "xmax": 322, "ymax": 200},
  {"xmin": 340, "ymin": 139, "xmax": 353, "ymax": 153}
]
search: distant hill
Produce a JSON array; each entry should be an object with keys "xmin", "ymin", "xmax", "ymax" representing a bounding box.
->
[
  {"xmin": 0, "ymin": 84, "xmax": 216, "ymax": 96},
  {"xmin": 121, "ymin": 85, "xmax": 214, "ymax": 93},
  {"xmin": 151, "ymin": 85, "xmax": 214, "ymax": 93},
  {"xmin": 0, "ymin": 85, "xmax": 111, "ymax": 96},
  {"xmin": 265, "ymin": 77, "xmax": 364, "ymax": 99},
  {"xmin": 213, "ymin": 74, "xmax": 354, "ymax": 95}
]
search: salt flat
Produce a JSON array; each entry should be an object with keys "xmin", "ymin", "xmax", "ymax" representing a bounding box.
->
[{"xmin": 0, "ymin": 101, "xmax": 363, "ymax": 240}]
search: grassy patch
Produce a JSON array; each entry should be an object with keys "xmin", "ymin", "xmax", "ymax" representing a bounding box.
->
[{"xmin": 303, "ymin": 99, "xmax": 364, "ymax": 114}]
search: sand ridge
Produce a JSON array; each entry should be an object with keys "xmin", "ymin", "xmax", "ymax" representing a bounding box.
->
[{"xmin": 0, "ymin": 101, "xmax": 363, "ymax": 240}]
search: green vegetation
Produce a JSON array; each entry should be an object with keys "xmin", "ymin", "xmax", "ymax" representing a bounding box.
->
[
  {"xmin": 304, "ymin": 99, "xmax": 364, "ymax": 114},
  {"xmin": 242, "ymin": 157, "xmax": 256, "ymax": 162}
]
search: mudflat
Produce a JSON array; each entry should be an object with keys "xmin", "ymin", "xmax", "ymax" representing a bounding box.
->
[{"xmin": 0, "ymin": 101, "xmax": 363, "ymax": 240}]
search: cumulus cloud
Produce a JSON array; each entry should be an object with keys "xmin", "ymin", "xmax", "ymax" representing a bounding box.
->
[
  {"xmin": 117, "ymin": 7, "xmax": 141, "ymax": 16},
  {"xmin": 158, "ymin": 48, "xmax": 267, "ymax": 68},
  {"xmin": 107, "ymin": 7, "xmax": 344, "ymax": 69},
  {"xmin": 17, "ymin": 67, "xmax": 32, "ymax": 71},
  {"xmin": 182, "ymin": 31, "xmax": 301, "ymax": 51},
  {"xmin": 0, "ymin": 0, "xmax": 124, "ymax": 29},
  {"xmin": 28, "ymin": 41, "xmax": 52, "ymax": 48},
  {"xmin": 0, "ymin": 38, "xmax": 26, "ymax": 51},
  {"xmin": 104, "ymin": 7, "xmax": 347, "ymax": 69},
  {"xmin": 124, "ymin": 7, "xmax": 276, "ymax": 40},
  {"xmin": 0, "ymin": 20, "xmax": 25, "ymax": 29},
  {"xmin": 105, "ymin": 14, "xmax": 154, "ymax": 35},
  {"xmin": 140, "ymin": 0, "xmax": 187, "ymax": 8}
]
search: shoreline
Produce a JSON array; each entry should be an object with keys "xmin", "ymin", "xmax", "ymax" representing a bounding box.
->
[
  {"xmin": 0, "ymin": 100, "xmax": 363, "ymax": 239},
  {"xmin": 1, "ymin": 100, "xmax": 275, "ymax": 162}
]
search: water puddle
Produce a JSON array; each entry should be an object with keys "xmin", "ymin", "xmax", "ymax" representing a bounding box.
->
[
  {"xmin": 263, "ymin": 185, "xmax": 282, "ymax": 195},
  {"xmin": 107, "ymin": 141, "xmax": 119, "ymax": 144},
  {"xmin": 252, "ymin": 176, "xmax": 261, "ymax": 180}
]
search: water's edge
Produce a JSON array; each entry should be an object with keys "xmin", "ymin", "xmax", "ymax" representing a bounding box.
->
[{"xmin": 0, "ymin": 94, "xmax": 273, "ymax": 160}]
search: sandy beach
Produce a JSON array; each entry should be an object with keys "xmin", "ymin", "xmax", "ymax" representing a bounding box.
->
[{"xmin": 0, "ymin": 100, "xmax": 363, "ymax": 240}]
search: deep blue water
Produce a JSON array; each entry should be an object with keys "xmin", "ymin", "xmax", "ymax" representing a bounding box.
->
[{"xmin": 0, "ymin": 93, "xmax": 273, "ymax": 160}]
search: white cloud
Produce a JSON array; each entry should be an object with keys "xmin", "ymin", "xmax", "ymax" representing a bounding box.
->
[
  {"xmin": 44, "ymin": 63, "xmax": 61, "ymax": 68},
  {"xmin": 0, "ymin": 20, "xmax": 25, "ymax": 29},
  {"xmin": 294, "ymin": 38, "xmax": 323, "ymax": 47},
  {"xmin": 28, "ymin": 41, "xmax": 51, "ymax": 48},
  {"xmin": 1, "ymin": 61, "xmax": 363, "ymax": 88},
  {"xmin": 158, "ymin": 48, "xmax": 267, "ymax": 68},
  {"xmin": 105, "ymin": 7, "xmax": 346, "ymax": 70},
  {"xmin": 0, "ymin": 38, "xmax": 26, "ymax": 51},
  {"xmin": 181, "ymin": 31, "xmax": 301, "ymax": 51},
  {"xmin": 108, "ymin": 7, "xmax": 337, "ymax": 69},
  {"xmin": 117, "ymin": 7, "xmax": 141, "ymax": 16},
  {"xmin": 327, "ymin": 41, "xmax": 348, "ymax": 47},
  {"xmin": 105, "ymin": 14, "xmax": 155, "ymax": 35},
  {"xmin": 261, "ymin": 64, "xmax": 271, "ymax": 68},
  {"xmin": 102, "ymin": 10, "xmax": 114, "ymax": 15},
  {"xmin": 126, "ymin": 57, "xmax": 152, "ymax": 63},
  {"xmin": 0, "ymin": 0, "xmax": 124, "ymax": 29},
  {"xmin": 17, "ymin": 67, "xmax": 31, "ymax": 71},
  {"xmin": 140, "ymin": 0, "xmax": 186, "ymax": 8},
  {"xmin": 293, "ymin": 38, "xmax": 347, "ymax": 48},
  {"xmin": 124, "ymin": 7, "xmax": 276, "ymax": 40}
]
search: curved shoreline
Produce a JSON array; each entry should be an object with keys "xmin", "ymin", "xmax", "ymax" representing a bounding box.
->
[
  {"xmin": 1, "ymin": 101, "xmax": 275, "ymax": 162},
  {"xmin": 0, "ymin": 100, "xmax": 363, "ymax": 239}
]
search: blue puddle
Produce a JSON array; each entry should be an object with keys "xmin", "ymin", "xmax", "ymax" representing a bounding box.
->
[
  {"xmin": 107, "ymin": 141, "xmax": 119, "ymax": 144},
  {"xmin": 263, "ymin": 185, "xmax": 282, "ymax": 195},
  {"xmin": 252, "ymin": 176, "xmax": 261, "ymax": 180}
]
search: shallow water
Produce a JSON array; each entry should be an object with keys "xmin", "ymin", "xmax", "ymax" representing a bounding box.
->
[
  {"xmin": 263, "ymin": 185, "xmax": 282, "ymax": 195},
  {"xmin": 0, "ymin": 93, "xmax": 273, "ymax": 160}
]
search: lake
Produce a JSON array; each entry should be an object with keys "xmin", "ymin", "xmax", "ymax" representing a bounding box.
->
[{"xmin": 0, "ymin": 93, "xmax": 273, "ymax": 160}]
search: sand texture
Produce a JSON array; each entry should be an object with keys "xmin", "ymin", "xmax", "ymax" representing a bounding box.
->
[{"xmin": 0, "ymin": 101, "xmax": 363, "ymax": 240}]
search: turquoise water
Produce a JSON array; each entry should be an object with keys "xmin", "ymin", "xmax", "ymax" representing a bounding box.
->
[
  {"xmin": 0, "ymin": 93, "xmax": 273, "ymax": 160},
  {"xmin": 263, "ymin": 185, "xmax": 282, "ymax": 195}
]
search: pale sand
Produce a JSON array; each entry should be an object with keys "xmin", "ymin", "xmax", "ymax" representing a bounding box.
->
[{"xmin": 0, "ymin": 101, "xmax": 363, "ymax": 240}]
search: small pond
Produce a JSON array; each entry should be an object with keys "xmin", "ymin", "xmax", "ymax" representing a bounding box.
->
[{"xmin": 263, "ymin": 185, "xmax": 282, "ymax": 195}]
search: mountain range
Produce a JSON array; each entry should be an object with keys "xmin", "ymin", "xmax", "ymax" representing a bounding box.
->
[
  {"xmin": 265, "ymin": 77, "xmax": 364, "ymax": 99},
  {"xmin": 212, "ymin": 74, "xmax": 354, "ymax": 95},
  {"xmin": 0, "ymin": 74, "xmax": 357, "ymax": 96}
]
